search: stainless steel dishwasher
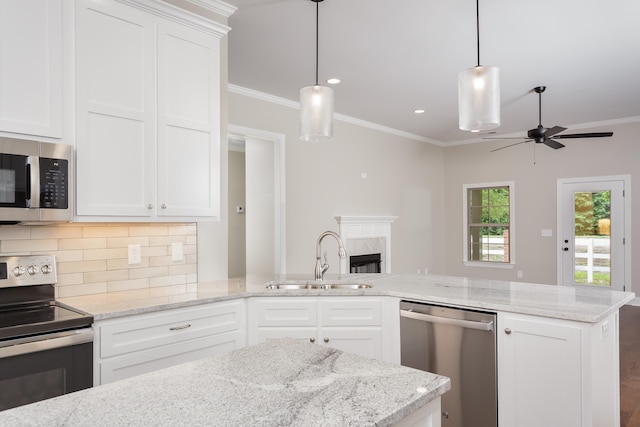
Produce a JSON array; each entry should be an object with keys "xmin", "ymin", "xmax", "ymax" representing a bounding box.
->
[{"xmin": 400, "ymin": 300, "xmax": 497, "ymax": 427}]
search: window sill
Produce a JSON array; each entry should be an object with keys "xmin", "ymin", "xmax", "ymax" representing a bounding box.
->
[{"xmin": 463, "ymin": 261, "xmax": 515, "ymax": 269}]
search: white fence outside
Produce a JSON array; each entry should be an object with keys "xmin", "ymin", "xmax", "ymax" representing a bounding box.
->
[
  {"xmin": 481, "ymin": 236, "xmax": 610, "ymax": 283},
  {"xmin": 574, "ymin": 237, "xmax": 610, "ymax": 283}
]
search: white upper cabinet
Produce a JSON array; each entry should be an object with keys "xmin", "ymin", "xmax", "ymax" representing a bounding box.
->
[
  {"xmin": 156, "ymin": 21, "xmax": 221, "ymax": 218},
  {"xmin": 75, "ymin": 0, "xmax": 229, "ymax": 221},
  {"xmin": 0, "ymin": 0, "xmax": 63, "ymax": 138}
]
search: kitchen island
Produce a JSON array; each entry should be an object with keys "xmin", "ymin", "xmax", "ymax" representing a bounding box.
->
[
  {"xmin": 0, "ymin": 338, "xmax": 450, "ymax": 426},
  {"xmin": 57, "ymin": 273, "xmax": 634, "ymax": 427}
]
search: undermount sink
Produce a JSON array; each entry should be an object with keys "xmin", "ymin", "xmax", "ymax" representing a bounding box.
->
[{"xmin": 265, "ymin": 283, "xmax": 373, "ymax": 290}]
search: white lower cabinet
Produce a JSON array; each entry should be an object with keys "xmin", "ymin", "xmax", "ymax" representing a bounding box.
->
[
  {"xmin": 94, "ymin": 299, "xmax": 246, "ymax": 385},
  {"xmin": 247, "ymin": 296, "xmax": 399, "ymax": 363},
  {"xmin": 498, "ymin": 311, "xmax": 620, "ymax": 427}
]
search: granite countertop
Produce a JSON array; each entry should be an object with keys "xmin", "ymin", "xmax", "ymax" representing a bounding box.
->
[
  {"xmin": 58, "ymin": 273, "xmax": 635, "ymax": 323},
  {"xmin": 0, "ymin": 338, "xmax": 450, "ymax": 427}
]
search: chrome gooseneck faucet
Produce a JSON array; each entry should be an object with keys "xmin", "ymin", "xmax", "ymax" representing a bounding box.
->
[{"xmin": 314, "ymin": 231, "xmax": 347, "ymax": 281}]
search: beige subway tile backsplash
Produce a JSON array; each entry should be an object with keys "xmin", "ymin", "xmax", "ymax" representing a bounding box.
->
[{"xmin": 0, "ymin": 223, "xmax": 197, "ymax": 298}]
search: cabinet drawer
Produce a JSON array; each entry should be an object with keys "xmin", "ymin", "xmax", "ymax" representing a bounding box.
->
[
  {"xmin": 320, "ymin": 298, "xmax": 382, "ymax": 326},
  {"xmin": 98, "ymin": 300, "xmax": 245, "ymax": 358},
  {"xmin": 99, "ymin": 330, "xmax": 243, "ymax": 384},
  {"xmin": 252, "ymin": 298, "xmax": 317, "ymax": 327}
]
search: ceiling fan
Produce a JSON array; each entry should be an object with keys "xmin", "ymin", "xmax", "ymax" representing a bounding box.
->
[{"xmin": 490, "ymin": 86, "xmax": 613, "ymax": 152}]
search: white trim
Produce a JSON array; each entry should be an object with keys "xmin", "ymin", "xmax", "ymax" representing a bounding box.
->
[
  {"xmin": 113, "ymin": 0, "xmax": 232, "ymax": 37},
  {"xmin": 227, "ymin": 84, "xmax": 443, "ymax": 146},
  {"xmin": 187, "ymin": 0, "xmax": 237, "ymax": 18},
  {"xmin": 462, "ymin": 181, "xmax": 516, "ymax": 267},
  {"xmin": 228, "ymin": 125, "xmax": 286, "ymax": 275},
  {"xmin": 556, "ymin": 175, "xmax": 631, "ymax": 291}
]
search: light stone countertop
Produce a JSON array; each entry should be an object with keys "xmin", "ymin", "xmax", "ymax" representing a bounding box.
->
[
  {"xmin": 58, "ymin": 273, "xmax": 635, "ymax": 323},
  {"xmin": 0, "ymin": 338, "xmax": 450, "ymax": 427}
]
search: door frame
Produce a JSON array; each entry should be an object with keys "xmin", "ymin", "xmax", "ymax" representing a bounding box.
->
[
  {"xmin": 228, "ymin": 125, "xmax": 286, "ymax": 275},
  {"xmin": 556, "ymin": 175, "xmax": 631, "ymax": 290}
]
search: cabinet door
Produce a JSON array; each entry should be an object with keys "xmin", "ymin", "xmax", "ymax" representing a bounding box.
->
[
  {"xmin": 75, "ymin": 0, "xmax": 155, "ymax": 217},
  {"xmin": 498, "ymin": 313, "xmax": 584, "ymax": 427},
  {"xmin": 156, "ymin": 22, "xmax": 220, "ymax": 218},
  {"xmin": 319, "ymin": 327, "xmax": 382, "ymax": 360},
  {"xmin": 0, "ymin": 0, "xmax": 62, "ymax": 138}
]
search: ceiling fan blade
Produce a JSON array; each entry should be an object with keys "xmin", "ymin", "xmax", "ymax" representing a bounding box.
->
[
  {"xmin": 482, "ymin": 136, "xmax": 526, "ymax": 140},
  {"xmin": 553, "ymin": 132, "xmax": 614, "ymax": 139},
  {"xmin": 543, "ymin": 126, "xmax": 567, "ymax": 137},
  {"xmin": 543, "ymin": 139, "xmax": 565, "ymax": 149},
  {"xmin": 490, "ymin": 140, "xmax": 531, "ymax": 152}
]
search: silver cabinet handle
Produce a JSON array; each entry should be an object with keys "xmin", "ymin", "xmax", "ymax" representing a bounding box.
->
[
  {"xmin": 169, "ymin": 324, "xmax": 191, "ymax": 331},
  {"xmin": 400, "ymin": 308, "xmax": 494, "ymax": 331},
  {"xmin": 147, "ymin": 204, "xmax": 153, "ymax": 209},
  {"xmin": 161, "ymin": 204, "xmax": 166, "ymax": 209},
  {"xmin": 505, "ymin": 328, "xmax": 512, "ymax": 335},
  {"xmin": 323, "ymin": 337, "xmax": 329, "ymax": 343},
  {"xmin": 309, "ymin": 337, "xmax": 316, "ymax": 343}
]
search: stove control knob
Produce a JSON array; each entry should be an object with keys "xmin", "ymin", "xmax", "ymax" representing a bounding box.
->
[
  {"xmin": 41, "ymin": 264, "xmax": 53, "ymax": 274},
  {"xmin": 13, "ymin": 266, "xmax": 25, "ymax": 277},
  {"xmin": 27, "ymin": 265, "xmax": 40, "ymax": 275}
]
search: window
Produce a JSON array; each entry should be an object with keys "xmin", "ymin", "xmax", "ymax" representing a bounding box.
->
[{"xmin": 463, "ymin": 182, "xmax": 514, "ymax": 267}]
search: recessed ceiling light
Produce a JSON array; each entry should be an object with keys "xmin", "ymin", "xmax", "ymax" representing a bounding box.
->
[
  {"xmin": 470, "ymin": 129, "xmax": 480, "ymax": 133},
  {"xmin": 326, "ymin": 78, "xmax": 341, "ymax": 85},
  {"xmin": 414, "ymin": 109, "xmax": 425, "ymax": 114}
]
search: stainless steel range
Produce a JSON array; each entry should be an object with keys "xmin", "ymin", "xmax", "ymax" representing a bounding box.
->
[{"xmin": 0, "ymin": 255, "xmax": 94, "ymax": 411}]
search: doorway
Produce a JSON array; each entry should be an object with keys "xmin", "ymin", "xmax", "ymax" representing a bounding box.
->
[
  {"xmin": 557, "ymin": 175, "xmax": 630, "ymax": 291},
  {"xmin": 227, "ymin": 125, "xmax": 286, "ymax": 277}
]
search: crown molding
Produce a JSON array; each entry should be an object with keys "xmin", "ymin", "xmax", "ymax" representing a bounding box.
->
[
  {"xmin": 115, "ymin": 0, "xmax": 232, "ymax": 37},
  {"xmin": 228, "ymin": 84, "xmax": 444, "ymax": 146}
]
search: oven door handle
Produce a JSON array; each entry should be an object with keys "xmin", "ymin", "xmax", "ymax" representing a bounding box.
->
[
  {"xmin": 0, "ymin": 328, "xmax": 94, "ymax": 359},
  {"xmin": 400, "ymin": 308, "xmax": 494, "ymax": 331}
]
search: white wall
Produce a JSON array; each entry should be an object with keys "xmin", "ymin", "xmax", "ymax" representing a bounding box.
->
[
  {"xmin": 443, "ymin": 121, "xmax": 640, "ymax": 291},
  {"xmin": 228, "ymin": 92, "xmax": 446, "ymax": 276}
]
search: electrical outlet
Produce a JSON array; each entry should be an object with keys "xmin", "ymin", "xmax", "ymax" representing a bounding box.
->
[
  {"xmin": 172, "ymin": 242, "xmax": 183, "ymax": 261},
  {"xmin": 128, "ymin": 244, "xmax": 141, "ymax": 265},
  {"xmin": 517, "ymin": 271, "xmax": 523, "ymax": 278}
]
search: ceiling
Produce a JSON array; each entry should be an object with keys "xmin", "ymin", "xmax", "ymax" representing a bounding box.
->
[{"xmin": 225, "ymin": 0, "xmax": 640, "ymax": 146}]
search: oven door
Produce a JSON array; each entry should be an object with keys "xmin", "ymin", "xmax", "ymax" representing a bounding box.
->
[{"xmin": 0, "ymin": 329, "xmax": 94, "ymax": 411}]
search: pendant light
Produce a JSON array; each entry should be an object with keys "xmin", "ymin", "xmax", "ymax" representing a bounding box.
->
[
  {"xmin": 300, "ymin": 0, "xmax": 334, "ymax": 141},
  {"xmin": 458, "ymin": 0, "xmax": 500, "ymax": 132}
]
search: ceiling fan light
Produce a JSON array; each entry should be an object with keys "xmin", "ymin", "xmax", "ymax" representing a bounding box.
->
[
  {"xmin": 300, "ymin": 84, "xmax": 334, "ymax": 142},
  {"xmin": 458, "ymin": 65, "xmax": 500, "ymax": 131}
]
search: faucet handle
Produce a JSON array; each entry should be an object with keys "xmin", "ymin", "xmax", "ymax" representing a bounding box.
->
[{"xmin": 321, "ymin": 251, "xmax": 330, "ymax": 275}]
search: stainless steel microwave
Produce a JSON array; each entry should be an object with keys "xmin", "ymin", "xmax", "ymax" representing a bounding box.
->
[{"xmin": 0, "ymin": 137, "xmax": 72, "ymax": 224}]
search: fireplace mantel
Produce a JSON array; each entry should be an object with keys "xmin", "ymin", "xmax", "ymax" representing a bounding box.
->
[{"xmin": 335, "ymin": 216, "xmax": 398, "ymax": 274}]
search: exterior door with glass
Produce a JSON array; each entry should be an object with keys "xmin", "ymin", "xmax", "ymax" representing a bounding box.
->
[{"xmin": 558, "ymin": 177, "xmax": 627, "ymax": 291}]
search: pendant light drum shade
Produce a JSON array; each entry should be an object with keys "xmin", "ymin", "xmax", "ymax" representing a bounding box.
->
[
  {"xmin": 300, "ymin": 84, "xmax": 334, "ymax": 141},
  {"xmin": 458, "ymin": 65, "xmax": 500, "ymax": 131}
]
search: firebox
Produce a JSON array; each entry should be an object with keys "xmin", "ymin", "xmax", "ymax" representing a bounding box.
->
[{"xmin": 350, "ymin": 253, "xmax": 382, "ymax": 274}]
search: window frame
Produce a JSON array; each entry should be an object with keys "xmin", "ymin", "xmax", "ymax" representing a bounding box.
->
[{"xmin": 462, "ymin": 181, "xmax": 515, "ymax": 268}]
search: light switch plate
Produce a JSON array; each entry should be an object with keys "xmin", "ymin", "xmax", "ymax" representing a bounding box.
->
[
  {"xmin": 172, "ymin": 242, "xmax": 184, "ymax": 261},
  {"xmin": 541, "ymin": 229, "xmax": 553, "ymax": 237}
]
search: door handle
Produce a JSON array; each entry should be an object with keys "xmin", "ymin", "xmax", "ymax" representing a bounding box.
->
[{"xmin": 400, "ymin": 309, "xmax": 494, "ymax": 331}]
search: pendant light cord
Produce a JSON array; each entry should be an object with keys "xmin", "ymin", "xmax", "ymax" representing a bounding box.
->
[
  {"xmin": 476, "ymin": 0, "xmax": 480, "ymax": 67},
  {"xmin": 315, "ymin": 0, "xmax": 319, "ymax": 85}
]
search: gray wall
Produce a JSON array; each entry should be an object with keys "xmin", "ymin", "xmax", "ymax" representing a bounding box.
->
[
  {"xmin": 443, "ymin": 121, "xmax": 640, "ymax": 290},
  {"xmin": 228, "ymin": 150, "xmax": 246, "ymax": 278},
  {"xmin": 226, "ymin": 89, "xmax": 638, "ymax": 296},
  {"xmin": 228, "ymin": 91, "xmax": 446, "ymax": 276}
]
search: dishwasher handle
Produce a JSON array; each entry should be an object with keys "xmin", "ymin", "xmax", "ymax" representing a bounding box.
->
[{"xmin": 400, "ymin": 308, "xmax": 494, "ymax": 331}]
